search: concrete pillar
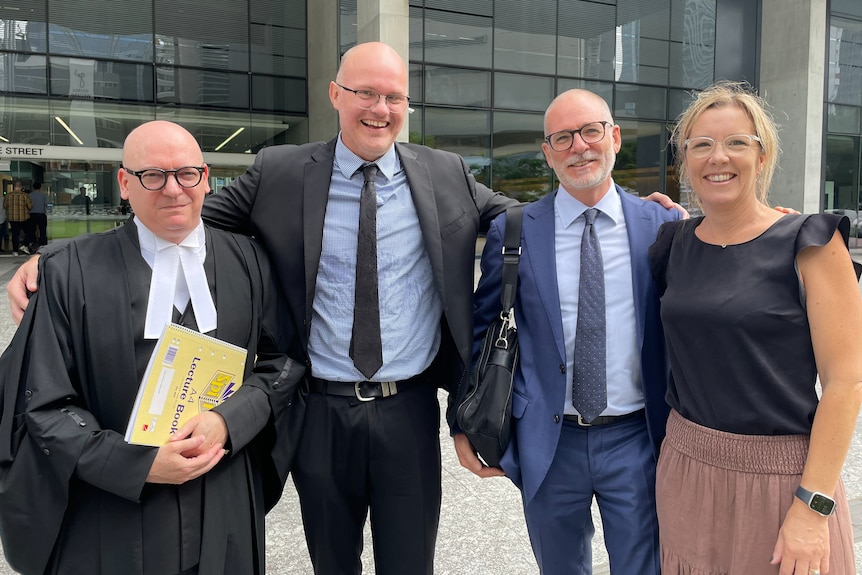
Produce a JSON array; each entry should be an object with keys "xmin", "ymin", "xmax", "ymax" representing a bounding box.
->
[
  {"xmin": 307, "ymin": 0, "xmax": 340, "ymax": 142},
  {"xmin": 759, "ymin": 0, "xmax": 827, "ymax": 213},
  {"xmin": 357, "ymin": 0, "xmax": 411, "ymax": 141}
]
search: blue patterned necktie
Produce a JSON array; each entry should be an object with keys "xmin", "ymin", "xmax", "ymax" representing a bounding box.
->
[
  {"xmin": 572, "ymin": 208, "xmax": 607, "ymax": 422},
  {"xmin": 349, "ymin": 163, "xmax": 383, "ymax": 379}
]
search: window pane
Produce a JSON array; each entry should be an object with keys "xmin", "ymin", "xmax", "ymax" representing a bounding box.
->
[
  {"xmin": 615, "ymin": 119, "xmax": 665, "ymax": 197},
  {"xmin": 558, "ymin": 0, "xmax": 616, "ymax": 80},
  {"xmin": 250, "ymin": 25, "xmax": 306, "ymax": 77},
  {"xmin": 157, "ymin": 67, "xmax": 249, "ymax": 109},
  {"xmin": 48, "ymin": 0, "xmax": 152, "ymax": 61},
  {"xmin": 0, "ymin": 95, "xmax": 52, "ymax": 144},
  {"xmin": 617, "ymin": 34, "xmax": 669, "ymax": 84},
  {"xmin": 410, "ymin": 63, "xmax": 423, "ymax": 104},
  {"xmin": 827, "ymin": 104, "xmax": 861, "ymax": 134},
  {"xmin": 425, "ymin": 0, "xmax": 493, "ymax": 17},
  {"xmin": 494, "ymin": 73, "xmax": 554, "ymax": 112},
  {"xmin": 50, "ymin": 58, "xmax": 154, "ymax": 102},
  {"xmin": 615, "ymin": 83, "xmax": 666, "ymax": 120},
  {"xmin": 668, "ymin": 88, "xmax": 696, "ymax": 121},
  {"xmin": 492, "ymin": 111, "xmax": 552, "ymax": 202},
  {"xmin": 425, "ymin": 107, "xmax": 491, "ymax": 184},
  {"xmin": 424, "ymin": 9, "xmax": 492, "ymax": 68},
  {"xmin": 51, "ymin": 100, "xmax": 156, "ymax": 147},
  {"xmin": 494, "ymin": 0, "xmax": 557, "ymax": 74},
  {"xmin": 340, "ymin": 0, "xmax": 357, "ymax": 55},
  {"xmin": 619, "ymin": 0, "xmax": 670, "ymax": 40},
  {"xmin": 0, "ymin": 53, "xmax": 47, "ymax": 94},
  {"xmin": 828, "ymin": 18, "xmax": 862, "ymax": 107},
  {"xmin": 155, "ymin": 107, "xmax": 301, "ymax": 152},
  {"xmin": 832, "ymin": 0, "xmax": 862, "ymax": 19},
  {"xmin": 155, "ymin": 0, "xmax": 249, "ymax": 72},
  {"xmin": 252, "ymin": 75, "xmax": 306, "ymax": 114},
  {"xmin": 669, "ymin": 0, "xmax": 715, "ymax": 88},
  {"xmin": 425, "ymin": 66, "xmax": 490, "ymax": 107},
  {"xmin": 410, "ymin": 6, "xmax": 423, "ymax": 63},
  {"xmin": 408, "ymin": 105, "xmax": 423, "ymax": 144},
  {"xmin": 557, "ymin": 78, "xmax": 614, "ymax": 109},
  {"xmin": 824, "ymin": 135, "xmax": 860, "ymax": 215},
  {"xmin": 0, "ymin": 2, "xmax": 48, "ymax": 52}
]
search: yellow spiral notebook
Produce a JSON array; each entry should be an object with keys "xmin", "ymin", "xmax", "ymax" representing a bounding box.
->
[{"xmin": 125, "ymin": 323, "xmax": 247, "ymax": 446}]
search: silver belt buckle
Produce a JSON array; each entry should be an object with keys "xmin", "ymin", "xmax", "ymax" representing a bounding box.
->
[
  {"xmin": 354, "ymin": 381, "xmax": 399, "ymax": 402},
  {"xmin": 577, "ymin": 415, "xmax": 592, "ymax": 427}
]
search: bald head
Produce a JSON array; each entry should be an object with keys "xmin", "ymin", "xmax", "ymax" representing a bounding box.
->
[
  {"xmin": 544, "ymin": 90, "xmax": 613, "ymax": 134},
  {"xmin": 123, "ymin": 121, "xmax": 204, "ymax": 168},
  {"xmin": 118, "ymin": 121, "xmax": 209, "ymax": 243},
  {"xmin": 330, "ymin": 42, "xmax": 409, "ymax": 161}
]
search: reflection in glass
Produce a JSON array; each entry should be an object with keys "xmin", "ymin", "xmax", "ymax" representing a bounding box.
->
[
  {"xmin": 495, "ymin": 73, "xmax": 553, "ymax": 112},
  {"xmin": 493, "ymin": 111, "xmax": 551, "ymax": 202},
  {"xmin": 157, "ymin": 67, "xmax": 249, "ymax": 109},
  {"xmin": 827, "ymin": 104, "xmax": 861, "ymax": 134},
  {"xmin": 669, "ymin": 0, "xmax": 715, "ymax": 89},
  {"xmin": 0, "ymin": 53, "xmax": 47, "ymax": 94},
  {"xmin": 0, "ymin": 8, "xmax": 47, "ymax": 52},
  {"xmin": 48, "ymin": 0, "xmax": 153, "ymax": 61},
  {"xmin": 154, "ymin": 0, "xmax": 249, "ymax": 71},
  {"xmin": 614, "ymin": 120, "xmax": 665, "ymax": 198},
  {"xmin": 50, "ymin": 58, "xmax": 154, "ymax": 102},
  {"xmin": 557, "ymin": 0, "xmax": 616, "ymax": 80},
  {"xmin": 614, "ymin": 83, "xmax": 667, "ymax": 120},
  {"xmin": 494, "ymin": 0, "xmax": 556, "ymax": 74},
  {"xmin": 425, "ymin": 66, "xmax": 490, "ymax": 107},
  {"xmin": 425, "ymin": 107, "xmax": 491, "ymax": 184},
  {"xmin": 424, "ymin": 9, "xmax": 492, "ymax": 68},
  {"xmin": 828, "ymin": 17, "xmax": 862, "ymax": 108}
]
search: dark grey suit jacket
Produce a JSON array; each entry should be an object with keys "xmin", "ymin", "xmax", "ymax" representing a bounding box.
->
[{"xmin": 202, "ymin": 138, "xmax": 516, "ymax": 423}]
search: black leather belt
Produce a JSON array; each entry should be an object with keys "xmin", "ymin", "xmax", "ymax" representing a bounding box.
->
[
  {"xmin": 308, "ymin": 374, "xmax": 428, "ymax": 402},
  {"xmin": 563, "ymin": 409, "xmax": 645, "ymax": 427}
]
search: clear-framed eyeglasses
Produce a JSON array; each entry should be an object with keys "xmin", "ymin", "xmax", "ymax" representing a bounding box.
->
[
  {"xmin": 683, "ymin": 134, "xmax": 763, "ymax": 159},
  {"xmin": 335, "ymin": 83, "xmax": 411, "ymax": 113},
  {"xmin": 544, "ymin": 121, "xmax": 612, "ymax": 152},
  {"xmin": 122, "ymin": 166, "xmax": 206, "ymax": 191}
]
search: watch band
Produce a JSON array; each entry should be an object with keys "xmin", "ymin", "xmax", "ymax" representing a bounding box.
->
[{"xmin": 795, "ymin": 485, "xmax": 836, "ymax": 516}]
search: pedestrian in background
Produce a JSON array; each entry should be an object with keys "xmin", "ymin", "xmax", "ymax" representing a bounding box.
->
[
  {"xmin": 27, "ymin": 181, "xmax": 47, "ymax": 251},
  {"xmin": 3, "ymin": 180, "xmax": 32, "ymax": 256}
]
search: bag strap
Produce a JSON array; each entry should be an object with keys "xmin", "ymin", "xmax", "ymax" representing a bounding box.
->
[{"xmin": 500, "ymin": 205, "xmax": 525, "ymax": 312}]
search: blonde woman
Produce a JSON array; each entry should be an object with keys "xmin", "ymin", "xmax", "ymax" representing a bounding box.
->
[{"xmin": 650, "ymin": 81, "xmax": 861, "ymax": 574}]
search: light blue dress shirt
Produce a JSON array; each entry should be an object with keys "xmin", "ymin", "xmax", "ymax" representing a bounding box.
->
[
  {"xmin": 554, "ymin": 181, "xmax": 644, "ymax": 416},
  {"xmin": 307, "ymin": 136, "xmax": 442, "ymax": 381}
]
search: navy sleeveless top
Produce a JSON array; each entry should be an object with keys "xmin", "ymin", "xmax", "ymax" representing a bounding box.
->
[{"xmin": 651, "ymin": 214, "xmax": 850, "ymax": 435}]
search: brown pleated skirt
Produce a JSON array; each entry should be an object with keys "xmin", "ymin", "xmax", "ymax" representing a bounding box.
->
[{"xmin": 657, "ymin": 409, "xmax": 856, "ymax": 575}]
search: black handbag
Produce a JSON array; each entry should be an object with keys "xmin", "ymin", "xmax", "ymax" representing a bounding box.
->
[{"xmin": 457, "ymin": 205, "xmax": 524, "ymax": 468}]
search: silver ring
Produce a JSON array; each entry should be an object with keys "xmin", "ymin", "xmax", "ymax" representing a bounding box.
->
[{"xmin": 811, "ymin": 570, "xmax": 821, "ymax": 575}]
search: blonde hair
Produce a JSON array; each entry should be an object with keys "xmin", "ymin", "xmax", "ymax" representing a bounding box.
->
[{"xmin": 671, "ymin": 81, "xmax": 780, "ymax": 206}]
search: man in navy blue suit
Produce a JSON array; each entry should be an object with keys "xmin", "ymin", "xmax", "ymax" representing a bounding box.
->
[{"xmin": 455, "ymin": 89, "xmax": 680, "ymax": 574}]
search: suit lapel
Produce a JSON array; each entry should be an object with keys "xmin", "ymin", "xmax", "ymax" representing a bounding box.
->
[
  {"xmin": 303, "ymin": 139, "xmax": 337, "ymax": 335},
  {"xmin": 524, "ymin": 194, "xmax": 567, "ymax": 362},
  {"xmin": 397, "ymin": 143, "xmax": 446, "ymax": 299},
  {"xmin": 618, "ymin": 186, "xmax": 651, "ymax": 345}
]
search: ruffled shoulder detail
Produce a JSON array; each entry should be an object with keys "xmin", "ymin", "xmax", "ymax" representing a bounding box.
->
[{"xmin": 796, "ymin": 213, "xmax": 861, "ymax": 280}]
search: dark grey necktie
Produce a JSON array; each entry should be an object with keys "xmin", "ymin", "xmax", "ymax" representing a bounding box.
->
[
  {"xmin": 572, "ymin": 208, "xmax": 607, "ymax": 422},
  {"xmin": 350, "ymin": 163, "xmax": 383, "ymax": 379}
]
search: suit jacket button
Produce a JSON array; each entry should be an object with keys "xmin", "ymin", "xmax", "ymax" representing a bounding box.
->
[
  {"xmin": 559, "ymin": 364, "xmax": 566, "ymax": 374},
  {"xmin": 553, "ymin": 414, "xmax": 560, "ymax": 423}
]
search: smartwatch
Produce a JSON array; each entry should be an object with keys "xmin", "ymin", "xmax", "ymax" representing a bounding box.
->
[{"xmin": 795, "ymin": 485, "xmax": 836, "ymax": 516}]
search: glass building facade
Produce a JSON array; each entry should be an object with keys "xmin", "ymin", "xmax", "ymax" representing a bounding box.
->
[
  {"xmin": 0, "ymin": 0, "xmax": 859, "ymax": 244},
  {"xmin": 0, "ymin": 0, "xmax": 307, "ymax": 239},
  {"xmin": 825, "ymin": 0, "xmax": 862, "ymax": 244},
  {"xmin": 342, "ymin": 0, "xmax": 759, "ymax": 205}
]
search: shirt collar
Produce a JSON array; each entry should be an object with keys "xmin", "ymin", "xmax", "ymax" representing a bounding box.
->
[
  {"xmin": 136, "ymin": 218, "xmax": 206, "ymax": 257},
  {"xmin": 334, "ymin": 133, "xmax": 399, "ymax": 181},
  {"xmin": 555, "ymin": 179, "xmax": 623, "ymax": 229}
]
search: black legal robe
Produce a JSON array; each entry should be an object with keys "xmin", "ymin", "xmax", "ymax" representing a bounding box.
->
[{"xmin": 0, "ymin": 218, "xmax": 304, "ymax": 575}]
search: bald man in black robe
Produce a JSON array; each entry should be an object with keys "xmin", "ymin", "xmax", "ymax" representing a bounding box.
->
[{"xmin": 0, "ymin": 121, "xmax": 303, "ymax": 575}]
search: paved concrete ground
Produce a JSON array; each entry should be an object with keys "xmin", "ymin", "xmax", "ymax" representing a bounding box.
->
[{"xmin": 0, "ymin": 248, "xmax": 859, "ymax": 574}]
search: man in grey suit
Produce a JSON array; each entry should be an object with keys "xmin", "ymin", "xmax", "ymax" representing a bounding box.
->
[{"xmin": 198, "ymin": 41, "xmax": 516, "ymax": 574}]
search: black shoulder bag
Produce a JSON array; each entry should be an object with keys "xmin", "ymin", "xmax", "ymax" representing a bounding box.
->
[{"xmin": 456, "ymin": 205, "xmax": 524, "ymax": 469}]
